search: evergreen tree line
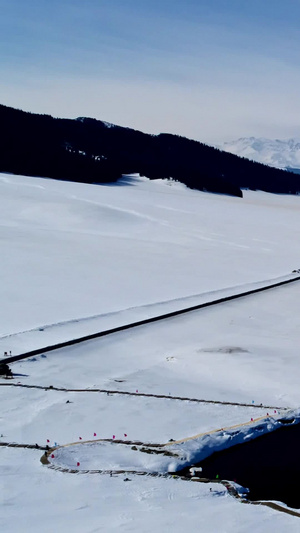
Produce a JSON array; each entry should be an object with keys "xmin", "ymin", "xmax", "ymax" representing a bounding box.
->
[{"xmin": 0, "ymin": 104, "xmax": 299, "ymax": 197}]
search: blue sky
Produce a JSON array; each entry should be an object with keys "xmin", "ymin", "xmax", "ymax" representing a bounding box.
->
[{"xmin": 1, "ymin": 0, "xmax": 300, "ymax": 143}]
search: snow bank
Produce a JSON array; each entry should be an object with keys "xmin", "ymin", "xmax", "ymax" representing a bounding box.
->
[
  {"xmin": 48, "ymin": 410, "xmax": 300, "ymax": 475},
  {"xmin": 167, "ymin": 410, "xmax": 300, "ymax": 472}
]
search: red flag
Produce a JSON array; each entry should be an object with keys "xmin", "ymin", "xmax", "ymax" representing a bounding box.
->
[
  {"xmin": 47, "ymin": 439, "xmax": 50, "ymax": 443},
  {"xmin": 124, "ymin": 433, "xmax": 127, "ymax": 438},
  {"xmin": 51, "ymin": 454, "xmax": 55, "ymax": 458},
  {"xmin": 94, "ymin": 432, "xmax": 97, "ymax": 437},
  {"xmin": 77, "ymin": 462, "xmax": 80, "ymax": 467},
  {"xmin": 113, "ymin": 435, "xmax": 115, "ymax": 439}
]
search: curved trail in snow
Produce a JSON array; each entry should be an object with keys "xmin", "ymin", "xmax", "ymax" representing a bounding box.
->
[
  {"xmin": 1, "ymin": 385, "xmax": 296, "ymax": 518},
  {"xmin": 41, "ymin": 418, "xmax": 300, "ymax": 518},
  {"xmin": 3, "ymin": 426, "xmax": 298, "ymax": 517},
  {"xmin": 3, "ymin": 272, "xmax": 300, "ymax": 366}
]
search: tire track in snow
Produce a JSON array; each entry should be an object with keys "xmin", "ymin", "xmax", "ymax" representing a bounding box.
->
[
  {"xmin": 0, "ymin": 382, "xmax": 288, "ymax": 411},
  {"xmin": 0, "ymin": 438, "xmax": 163, "ymax": 451},
  {"xmin": 0, "ymin": 442, "xmax": 48, "ymax": 450}
]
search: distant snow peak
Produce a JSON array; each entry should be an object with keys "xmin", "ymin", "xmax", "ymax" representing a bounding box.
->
[{"xmin": 221, "ymin": 136, "xmax": 300, "ymax": 170}]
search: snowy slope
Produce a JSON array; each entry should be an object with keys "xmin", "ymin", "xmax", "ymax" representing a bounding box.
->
[
  {"xmin": 2, "ymin": 172, "xmax": 300, "ymax": 532},
  {"xmin": 1, "ymin": 172, "xmax": 300, "ymax": 338},
  {"xmin": 221, "ymin": 137, "xmax": 300, "ymax": 170}
]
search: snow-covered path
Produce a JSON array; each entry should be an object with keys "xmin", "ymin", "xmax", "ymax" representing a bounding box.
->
[{"xmin": 2, "ymin": 272, "xmax": 300, "ymax": 361}]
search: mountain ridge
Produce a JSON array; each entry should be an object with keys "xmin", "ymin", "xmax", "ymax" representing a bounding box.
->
[
  {"xmin": 1, "ymin": 103, "xmax": 299, "ymax": 196},
  {"xmin": 221, "ymin": 136, "xmax": 300, "ymax": 171}
]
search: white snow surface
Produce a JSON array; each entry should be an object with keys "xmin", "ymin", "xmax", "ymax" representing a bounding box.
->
[
  {"xmin": 221, "ymin": 136, "xmax": 300, "ymax": 169},
  {"xmin": 2, "ymin": 172, "xmax": 300, "ymax": 532}
]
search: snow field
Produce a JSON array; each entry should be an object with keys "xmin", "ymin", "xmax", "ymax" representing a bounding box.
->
[
  {"xmin": 2, "ymin": 173, "xmax": 300, "ymax": 531},
  {"xmin": 0, "ymin": 384, "xmax": 269, "ymax": 456},
  {"xmin": 1, "ymin": 172, "xmax": 300, "ymax": 337},
  {"xmin": 10, "ymin": 277, "xmax": 300, "ymax": 408},
  {"xmin": 3, "ymin": 448, "xmax": 298, "ymax": 533}
]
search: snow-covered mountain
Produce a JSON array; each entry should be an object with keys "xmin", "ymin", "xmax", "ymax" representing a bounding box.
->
[{"xmin": 221, "ymin": 137, "xmax": 300, "ymax": 171}]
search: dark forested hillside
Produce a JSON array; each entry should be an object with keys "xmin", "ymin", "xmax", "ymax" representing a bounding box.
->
[{"xmin": 0, "ymin": 104, "xmax": 299, "ymax": 197}]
